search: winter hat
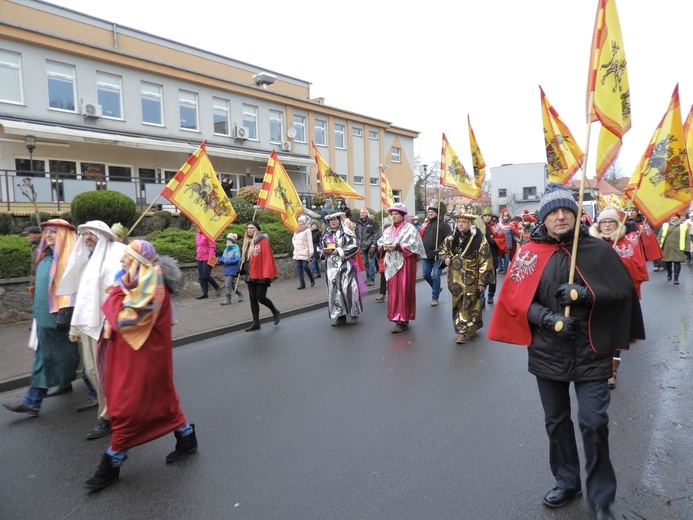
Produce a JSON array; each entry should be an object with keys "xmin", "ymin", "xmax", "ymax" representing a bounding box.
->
[
  {"xmin": 482, "ymin": 207, "xmax": 493, "ymax": 216},
  {"xmin": 538, "ymin": 183, "xmax": 578, "ymax": 222},
  {"xmin": 21, "ymin": 226, "xmax": 42, "ymax": 235},
  {"xmin": 111, "ymin": 222, "xmax": 129, "ymax": 239},
  {"xmin": 226, "ymin": 233, "xmax": 238, "ymax": 241},
  {"xmin": 388, "ymin": 202, "xmax": 408, "ymax": 216},
  {"xmin": 427, "ymin": 204, "xmax": 439, "ymax": 214},
  {"xmin": 597, "ymin": 206, "xmax": 620, "ymax": 224},
  {"xmin": 246, "ymin": 221, "xmax": 261, "ymax": 232}
]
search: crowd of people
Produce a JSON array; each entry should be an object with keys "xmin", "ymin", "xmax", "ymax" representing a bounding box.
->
[{"xmin": 4, "ymin": 192, "xmax": 691, "ymax": 518}]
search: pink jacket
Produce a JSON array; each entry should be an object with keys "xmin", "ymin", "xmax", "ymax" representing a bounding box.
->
[
  {"xmin": 196, "ymin": 230, "xmax": 216, "ymax": 261},
  {"xmin": 292, "ymin": 227, "xmax": 314, "ymax": 261}
]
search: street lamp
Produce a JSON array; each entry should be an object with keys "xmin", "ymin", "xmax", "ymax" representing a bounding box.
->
[
  {"xmin": 422, "ymin": 164, "xmax": 428, "ymax": 211},
  {"xmin": 25, "ymin": 135, "xmax": 36, "ymax": 173}
]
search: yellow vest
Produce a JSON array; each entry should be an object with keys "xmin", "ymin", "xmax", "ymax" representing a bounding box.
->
[{"xmin": 659, "ymin": 222, "xmax": 686, "ymax": 251}]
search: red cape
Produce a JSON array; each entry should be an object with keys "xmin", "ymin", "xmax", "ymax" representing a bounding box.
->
[
  {"xmin": 249, "ymin": 236, "xmax": 279, "ymax": 281},
  {"xmin": 636, "ymin": 221, "xmax": 663, "ymax": 261}
]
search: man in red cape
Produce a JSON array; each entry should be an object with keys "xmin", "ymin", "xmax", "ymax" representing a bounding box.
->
[
  {"xmin": 84, "ymin": 240, "xmax": 198, "ymax": 491},
  {"xmin": 488, "ymin": 184, "xmax": 644, "ymax": 519}
]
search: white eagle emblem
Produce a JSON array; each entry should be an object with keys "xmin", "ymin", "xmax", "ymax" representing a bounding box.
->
[{"xmin": 509, "ymin": 249, "xmax": 539, "ymax": 282}]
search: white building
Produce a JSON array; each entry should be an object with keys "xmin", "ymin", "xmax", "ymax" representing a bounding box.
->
[{"xmin": 490, "ymin": 162, "xmax": 547, "ymax": 216}]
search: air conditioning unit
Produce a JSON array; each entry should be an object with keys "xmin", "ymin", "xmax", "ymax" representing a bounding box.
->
[
  {"xmin": 281, "ymin": 141, "xmax": 291, "ymax": 152},
  {"xmin": 82, "ymin": 102, "xmax": 102, "ymax": 118},
  {"xmin": 235, "ymin": 126, "xmax": 250, "ymax": 139}
]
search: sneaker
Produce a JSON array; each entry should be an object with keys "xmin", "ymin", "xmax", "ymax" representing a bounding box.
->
[
  {"xmin": 76, "ymin": 397, "xmax": 99, "ymax": 412},
  {"xmin": 3, "ymin": 401, "xmax": 39, "ymax": 417},
  {"xmin": 86, "ymin": 419, "xmax": 112, "ymax": 440},
  {"xmin": 196, "ymin": 294, "xmax": 208, "ymax": 300},
  {"xmin": 237, "ymin": 293, "xmax": 244, "ymax": 302},
  {"xmin": 215, "ymin": 287, "xmax": 223, "ymax": 297}
]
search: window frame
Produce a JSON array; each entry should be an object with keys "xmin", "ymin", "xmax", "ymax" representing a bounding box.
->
[
  {"xmin": 498, "ymin": 188, "xmax": 507, "ymax": 198},
  {"xmin": 46, "ymin": 60, "xmax": 77, "ymax": 112},
  {"xmin": 352, "ymin": 127, "xmax": 363, "ymax": 138},
  {"xmin": 293, "ymin": 114, "xmax": 306, "ymax": 143},
  {"xmin": 334, "ymin": 123, "xmax": 346, "ymax": 149},
  {"xmin": 242, "ymin": 103, "xmax": 258, "ymax": 140},
  {"xmin": 0, "ymin": 49, "xmax": 23, "ymax": 105},
  {"xmin": 353, "ymin": 175, "xmax": 364, "ymax": 185},
  {"xmin": 96, "ymin": 71, "xmax": 123, "ymax": 120},
  {"xmin": 178, "ymin": 89, "xmax": 199, "ymax": 132},
  {"xmin": 369, "ymin": 177, "xmax": 379, "ymax": 186},
  {"xmin": 368, "ymin": 130, "xmax": 379, "ymax": 140},
  {"xmin": 315, "ymin": 119, "xmax": 327, "ymax": 146},
  {"xmin": 212, "ymin": 96, "xmax": 231, "ymax": 136},
  {"xmin": 391, "ymin": 147, "xmax": 401, "ymax": 163},
  {"xmin": 141, "ymin": 81, "xmax": 164, "ymax": 126},
  {"xmin": 269, "ymin": 109, "xmax": 284, "ymax": 144}
]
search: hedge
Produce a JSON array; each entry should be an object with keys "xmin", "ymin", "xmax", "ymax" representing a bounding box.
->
[{"xmin": 0, "ymin": 235, "xmax": 31, "ymax": 278}]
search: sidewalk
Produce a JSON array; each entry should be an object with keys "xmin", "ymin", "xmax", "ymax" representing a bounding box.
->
[{"xmin": 0, "ymin": 275, "xmax": 393, "ymax": 393}]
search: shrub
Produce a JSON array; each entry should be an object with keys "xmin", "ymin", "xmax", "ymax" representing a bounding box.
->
[
  {"xmin": 70, "ymin": 190, "xmax": 137, "ymax": 226},
  {"xmin": 310, "ymin": 194, "xmax": 326, "ymax": 208},
  {"xmin": 255, "ymin": 208, "xmax": 281, "ymax": 225},
  {"xmin": 230, "ymin": 198, "xmax": 255, "ymax": 224},
  {"xmin": 152, "ymin": 210, "xmax": 173, "ymax": 228},
  {"xmin": 259, "ymin": 223, "xmax": 293, "ymax": 255},
  {"xmin": 59, "ymin": 212, "xmax": 74, "ymax": 224},
  {"xmin": 147, "ymin": 228, "xmax": 197, "ymax": 263},
  {"xmin": 0, "ymin": 213, "xmax": 14, "ymax": 235},
  {"xmin": 237, "ymin": 186, "xmax": 260, "ymax": 205},
  {"xmin": 176, "ymin": 213, "xmax": 192, "ymax": 230},
  {"xmin": 0, "ymin": 235, "xmax": 30, "ymax": 278},
  {"xmin": 131, "ymin": 216, "xmax": 168, "ymax": 235},
  {"xmin": 29, "ymin": 212, "xmax": 51, "ymax": 226}
]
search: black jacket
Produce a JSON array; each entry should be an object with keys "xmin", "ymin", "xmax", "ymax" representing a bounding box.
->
[
  {"xmin": 422, "ymin": 217, "xmax": 452, "ymax": 259},
  {"xmin": 355, "ymin": 217, "xmax": 380, "ymax": 249},
  {"xmin": 525, "ymin": 223, "xmax": 644, "ymax": 382}
]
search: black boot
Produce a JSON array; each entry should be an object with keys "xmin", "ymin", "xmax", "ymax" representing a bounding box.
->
[
  {"xmin": 309, "ymin": 272, "xmax": 315, "ymax": 287},
  {"xmin": 84, "ymin": 453, "xmax": 121, "ymax": 491},
  {"xmin": 245, "ymin": 322, "xmax": 261, "ymax": 332},
  {"xmin": 166, "ymin": 424, "xmax": 198, "ymax": 463},
  {"xmin": 297, "ymin": 280, "xmax": 306, "ymax": 290},
  {"xmin": 273, "ymin": 309, "xmax": 281, "ymax": 325}
]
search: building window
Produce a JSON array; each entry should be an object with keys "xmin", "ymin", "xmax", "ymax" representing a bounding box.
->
[
  {"xmin": 391, "ymin": 147, "xmax": 401, "ymax": 163},
  {"xmin": 141, "ymin": 82, "xmax": 163, "ymax": 125},
  {"xmin": 269, "ymin": 109, "xmax": 284, "ymax": 143},
  {"xmin": 335, "ymin": 124, "xmax": 345, "ymax": 149},
  {"xmin": 293, "ymin": 115, "xmax": 306, "ymax": 142},
  {"xmin": 353, "ymin": 175, "xmax": 363, "ymax": 184},
  {"xmin": 498, "ymin": 188, "xmax": 507, "ymax": 198},
  {"xmin": 46, "ymin": 60, "xmax": 76, "ymax": 111},
  {"xmin": 242, "ymin": 103, "xmax": 258, "ymax": 140},
  {"xmin": 0, "ymin": 49, "xmax": 23, "ymax": 104},
  {"xmin": 392, "ymin": 189, "xmax": 402, "ymax": 203},
  {"xmin": 213, "ymin": 97, "xmax": 230, "ymax": 135},
  {"xmin": 370, "ymin": 177, "xmax": 379, "ymax": 186},
  {"xmin": 315, "ymin": 119, "xmax": 327, "ymax": 146},
  {"xmin": 368, "ymin": 130, "xmax": 379, "ymax": 140},
  {"xmin": 179, "ymin": 90, "xmax": 199, "ymax": 131},
  {"xmin": 49, "ymin": 160, "xmax": 77, "ymax": 179},
  {"xmin": 352, "ymin": 127, "xmax": 363, "ymax": 137},
  {"xmin": 523, "ymin": 186, "xmax": 537, "ymax": 199},
  {"xmin": 108, "ymin": 165, "xmax": 132, "ymax": 180},
  {"xmin": 96, "ymin": 72, "xmax": 122, "ymax": 119},
  {"xmin": 15, "ymin": 158, "xmax": 46, "ymax": 176}
]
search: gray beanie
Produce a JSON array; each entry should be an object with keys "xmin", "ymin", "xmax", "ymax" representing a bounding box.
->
[{"xmin": 539, "ymin": 183, "xmax": 578, "ymax": 222}]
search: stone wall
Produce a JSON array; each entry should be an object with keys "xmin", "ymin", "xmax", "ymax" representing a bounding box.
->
[{"xmin": 0, "ymin": 254, "xmax": 299, "ymax": 326}]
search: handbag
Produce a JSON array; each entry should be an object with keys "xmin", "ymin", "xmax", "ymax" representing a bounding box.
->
[{"xmin": 55, "ymin": 306, "xmax": 74, "ymax": 332}]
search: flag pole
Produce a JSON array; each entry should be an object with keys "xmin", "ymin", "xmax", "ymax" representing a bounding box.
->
[
  {"xmin": 565, "ymin": 90, "xmax": 596, "ymax": 317},
  {"xmin": 127, "ymin": 193, "xmax": 162, "ymax": 238}
]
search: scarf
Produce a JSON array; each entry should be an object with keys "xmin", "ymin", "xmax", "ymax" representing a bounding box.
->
[{"xmin": 37, "ymin": 224, "xmax": 76, "ymax": 313}]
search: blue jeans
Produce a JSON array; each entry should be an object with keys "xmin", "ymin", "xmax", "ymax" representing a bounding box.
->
[
  {"xmin": 311, "ymin": 256, "xmax": 321, "ymax": 276},
  {"xmin": 21, "ymin": 386, "xmax": 47, "ymax": 410},
  {"xmin": 296, "ymin": 260, "xmax": 311, "ymax": 284},
  {"xmin": 197, "ymin": 261, "xmax": 219, "ymax": 295},
  {"xmin": 422, "ymin": 258, "xmax": 442, "ymax": 300},
  {"xmin": 361, "ymin": 249, "xmax": 376, "ymax": 282}
]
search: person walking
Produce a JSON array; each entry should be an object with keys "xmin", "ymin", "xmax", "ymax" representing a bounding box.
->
[
  {"xmin": 658, "ymin": 212, "xmax": 690, "ymax": 285},
  {"xmin": 21, "ymin": 225, "xmax": 42, "ymax": 296},
  {"xmin": 3, "ymin": 219, "xmax": 80, "ymax": 417},
  {"xmin": 292, "ymin": 215, "xmax": 315, "ymax": 290},
  {"xmin": 488, "ymin": 184, "xmax": 645, "ymax": 519},
  {"xmin": 240, "ymin": 221, "xmax": 280, "ymax": 332},
  {"xmin": 439, "ymin": 209, "xmax": 494, "ymax": 344},
  {"xmin": 420, "ymin": 204, "xmax": 452, "ymax": 306},
  {"xmin": 320, "ymin": 212, "xmax": 363, "ymax": 326},
  {"xmin": 377, "ymin": 203, "xmax": 426, "ymax": 333},
  {"xmin": 354, "ymin": 207, "xmax": 381, "ymax": 286},
  {"xmin": 310, "ymin": 220, "xmax": 323, "ymax": 279},
  {"xmin": 195, "ymin": 227, "xmax": 221, "ymax": 299},
  {"xmin": 84, "ymin": 240, "xmax": 198, "ymax": 491},
  {"xmin": 481, "ymin": 207, "xmax": 506, "ymax": 304},
  {"xmin": 218, "ymin": 233, "xmax": 243, "ymax": 305}
]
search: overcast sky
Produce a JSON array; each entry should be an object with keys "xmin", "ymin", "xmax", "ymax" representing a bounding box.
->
[{"xmin": 47, "ymin": 0, "xmax": 693, "ymax": 179}]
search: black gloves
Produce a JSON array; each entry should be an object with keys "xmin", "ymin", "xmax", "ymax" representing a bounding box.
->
[
  {"xmin": 542, "ymin": 311, "xmax": 578, "ymax": 339},
  {"xmin": 555, "ymin": 283, "xmax": 592, "ymax": 307},
  {"xmin": 55, "ymin": 306, "xmax": 74, "ymax": 332}
]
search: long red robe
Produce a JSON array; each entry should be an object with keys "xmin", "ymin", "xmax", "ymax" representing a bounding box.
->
[
  {"xmin": 101, "ymin": 286, "xmax": 186, "ymax": 452},
  {"xmin": 387, "ymin": 248, "xmax": 418, "ymax": 322}
]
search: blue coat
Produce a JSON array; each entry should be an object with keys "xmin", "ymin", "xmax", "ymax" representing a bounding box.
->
[{"xmin": 218, "ymin": 244, "xmax": 241, "ymax": 276}]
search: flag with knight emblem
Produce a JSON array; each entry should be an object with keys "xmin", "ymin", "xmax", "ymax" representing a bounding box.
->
[
  {"xmin": 258, "ymin": 151, "xmax": 304, "ymax": 233},
  {"xmin": 440, "ymin": 133, "xmax": 479, "ymax": 199},
  {"xmin": 541, "ymin": 86, "xmax": 585, "ymax": 185},
  {"xmin": 161, "ymin": 141, "xmax": 236, "ymax": 241},
  {"xmin": 468, "ymin": 116, "xmax": 487, "ymax": 192},
  {"xmin": 311, "ymin": 142, "xmax": 364, "ymax": 200}
]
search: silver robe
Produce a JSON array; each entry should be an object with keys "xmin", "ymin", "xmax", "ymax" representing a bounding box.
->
[{"xmin": 319, "ymin": 226, "xmax": 363, "ymax": 319}]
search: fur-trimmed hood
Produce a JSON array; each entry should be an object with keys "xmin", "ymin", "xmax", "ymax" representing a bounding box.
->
[{"xmin": 589, "ymin": 222, "xmax": 626, "ymax": 243}]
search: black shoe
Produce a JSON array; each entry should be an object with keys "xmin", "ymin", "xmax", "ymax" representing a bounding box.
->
[
  {"xmin": 245, "ymin": 322, "xmax": 261, "ymax": 332},
  {"xmin": 45, "ymin": 383, "xmax": 73, "ymax": 397},
  {"xmin": 314, "ymin": 274, "xmax": 321, "ymax": 279},
  {"xmin": 273, "ymin": 310, "xmax": 281, "ymax": 325},
  {"xmin": 196, "ymin": 294, "xmax": 208, "ymax": 300},
  {"xmin": 86, "ymin": 419, "xmax": 112, "ymax": 440},
  {"xmin": 297, "ymin": 284, "xmax": 305, "ymax": 290},
  {"xmin": 674, "ymin": 277, "xmax": 679, "ymax": 285},
  {"xmin": 488, "ymin": 296, "xmax": 494, "ymax": 304},
  {"xmin": 543, "ymin": 487, "xmax": 582, "ymax": 508},
  {"xmin": 166, "ymin": 424, "xmax": 198, "ymax": 463},
  {"xmin": 667, "ymin": 275, "xmax": 672, "ymax": 281},
  {"xmin": 593, "ymin": 504, "xmax": 615, "ymax": 520},
  {"xmin": 310, "ymin": 278, "xmax": 315, "ymax": 287},
  {"xmin": 84, "ymin": 453, "xmax": 121, "ymax": 491},
  {"xmin": 3, "ymin": 401, "xmax": 39, "ymax": 417}
]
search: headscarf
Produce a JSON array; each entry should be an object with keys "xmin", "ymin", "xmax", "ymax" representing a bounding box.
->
[
  {"xmin": 115, "ymin": 240, "xmax": 165, "ymax": 351},
  {"xmin": 38, "ymin": 219, "xmax": 77, "ymax": 313}
]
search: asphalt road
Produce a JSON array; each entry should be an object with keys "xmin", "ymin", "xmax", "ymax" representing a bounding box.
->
[{"xmin": 1, "ymin": 266, "xmax": 691, "ymax": 520}]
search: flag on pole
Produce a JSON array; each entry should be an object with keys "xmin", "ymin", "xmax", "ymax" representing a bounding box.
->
[
  {"xmin": 440, "ymin": 133, "xmax": 479, "ymax": 199},
  {"xmin": 161, "ymin": 141, "xmax": 236, "ymax": 241},
  {"xmin": 624, "ymin": 84, "xmax": 692, "ymax": 228},
  {"xmin": 311, "ymin": 142, "xmax": 364, "ymax": 200},
  {"xmin": 587, "ymin": 0, "xmax": 631, "ymax": 179},
  {"xmin": 380, "ymin": 166, "xmax": 395, "ymax": 207},
  {"xmin": 541, "ymin": 87, "xmax": 585, "ymax": 184},
  {"xmin": 468, "ymin": 115, "xmax": 486, "ymax": 193},
  {"xmin": 258, "ymin": 151, "xmax": 304, "ymax": 233}
]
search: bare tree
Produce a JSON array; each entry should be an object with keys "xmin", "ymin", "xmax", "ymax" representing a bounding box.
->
[
  {"xmin": 602, "ymin": 160, "xmax": 625, "ymax": 186},
  {"xmin": 17, "ymin": 177, "xmax": 41, "ymax": 225}
]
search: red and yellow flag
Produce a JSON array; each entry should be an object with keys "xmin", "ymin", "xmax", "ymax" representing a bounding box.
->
[
  {"xmin": 440, "ymin": 133, "xmax": 479, "ymax": 199},
  {"xmin": 468, "ymin": 115, "xmax": 486, "ymax": 192},
  {"xmin": 161, "ymin": 141, "xmax": 236, "ymax": 241},
  {"xmin": 625, "ymin": 85, "xmax": 692, "ymax": 227},
  {"xmin": 258, "ymin": 151, "xmax": 304, "ymax": 233},
  {"xmin": 541, "ymin": 87, "xmax": 585, "ymax": 185},
  {"xmin": 380, "ymin": 166, "xmax": 395, "ymax": 208},
  {"xmin": 587, "ymin": 0, "xmax": 631, "ymax": 179},
  {"xmin": 311, "ymin": 142, "xmax": 364, "ymax": 200}
]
